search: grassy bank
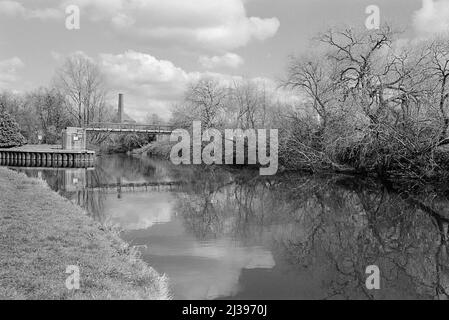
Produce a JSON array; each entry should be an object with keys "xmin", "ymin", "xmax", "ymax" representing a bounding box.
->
[{"xmin": 0, "ymin": 167, "xmax": 170, "ymax": 300}]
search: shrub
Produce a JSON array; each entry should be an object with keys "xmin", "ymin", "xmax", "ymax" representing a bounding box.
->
[{"xmin": 0, "ymin": 110, "xmax": 26, "ymax": 148}]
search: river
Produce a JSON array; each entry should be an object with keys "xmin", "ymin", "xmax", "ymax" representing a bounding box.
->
[{"xmin": 12, "ymin": 154, "xmax": 449, "ymax": 300}]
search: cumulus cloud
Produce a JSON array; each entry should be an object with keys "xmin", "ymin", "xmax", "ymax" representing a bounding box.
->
[
  {"xmin": 104, "ymin": 190, "xmax": 275, "ymax": 300},
  {"xmin": 98, "ymin": 50, "xmax": 196, "ymax": 119},
  {"xmin": 1, "ymin": 0, "xmax": 280, "ymax": 50},
  {"xmin": 0, "ymin": 0, "xmax": 61, "ymax": 20},
  {"xmin": 56, "ymin": 0, "xmax": 280, "ymax": 51},
  {"xmin": 0, "ymin": 0, "xmax": 24, "ymax": 16},
  {"xmin": 413, "ymin": 0, "xmax": 449, "ymax": 35},
  {"xmin": 105, "ymin": 192, "xmax": 175, "ymax": 230},
  {"xmin": 199, "ymin": 53, "xmax": 244, "ymax": 69},
  {"xmin": 0, "ymin": 56, "xmax": 24, "ymax": 89}
]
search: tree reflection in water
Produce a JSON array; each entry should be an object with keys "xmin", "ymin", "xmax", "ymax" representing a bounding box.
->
[{"xmin": 175, "ymin": 170, "xmax": 449, "ymax": 299}]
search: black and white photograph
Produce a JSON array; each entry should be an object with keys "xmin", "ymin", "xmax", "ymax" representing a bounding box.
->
[{"xmin": 0, "ymin": 0, "xmax": 448, "ymax": 308}]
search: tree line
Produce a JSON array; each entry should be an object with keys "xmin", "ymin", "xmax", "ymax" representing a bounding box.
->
[
  {"xmin": 3, "ymin": 24, "xmax": 449, "ymax": 178},
  {"xmin": 170, "ymin": 25, "xmax": 449, "ymax": 180},
  {"xmin": 0, "ymin": 52, "xmax": 114, "ymax": 145}
]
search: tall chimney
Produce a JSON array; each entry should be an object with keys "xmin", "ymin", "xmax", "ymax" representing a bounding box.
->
[{"xmin": 118, "ymin": 93, "xmax": 124, "ymax": 123}]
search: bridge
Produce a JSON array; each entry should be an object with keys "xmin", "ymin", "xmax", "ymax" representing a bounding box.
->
[
  {"xmin": 85, "ymin": 122, "xmax": 174, "ymax": 134},
  {"xmin": 84, "ymin": 94, "xmax": 174, "ymax": 134},
  {"xmin": 83, "ymin": 93, "xmax": 175, "ymax": 136},
  {"xmin": 56, "ymin": 93, "xmax": 177, "ymax": 156}
]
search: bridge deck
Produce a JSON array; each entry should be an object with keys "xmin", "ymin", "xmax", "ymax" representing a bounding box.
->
[{"xmin": 85, "ymin": 123, "xmax": 174, "ymax": 134}]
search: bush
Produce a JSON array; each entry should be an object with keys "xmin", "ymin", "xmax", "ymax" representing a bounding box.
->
[
  {"xmin": 91, "ymin": 133, "xmax": 153, "ymax": 154},
  {"xmin": 131, "ymin": 140, "xmax": 175, "ymax": 159},
  {"xmin": 0, "ymin": 110, "xmax": 26, "ymax": 148}
]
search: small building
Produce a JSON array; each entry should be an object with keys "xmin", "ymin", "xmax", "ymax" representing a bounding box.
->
[{"xmin": 61, "ymin": 127, "xmax": 86, "ymax": 150}]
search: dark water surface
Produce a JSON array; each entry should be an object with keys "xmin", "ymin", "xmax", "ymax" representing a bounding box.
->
[{"xmin": 10, "ymin": 154, "xmax": 449, "ymax": 299}]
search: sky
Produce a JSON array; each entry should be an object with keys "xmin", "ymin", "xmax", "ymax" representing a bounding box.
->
[{"xmin": 0, "ymin": 0, "xmax": 446, "ymax": 120}]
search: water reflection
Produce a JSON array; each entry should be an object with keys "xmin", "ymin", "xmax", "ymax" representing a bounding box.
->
[{"xmin": 10, "ymin": 154, "xmax": 449, "ymax": 300}]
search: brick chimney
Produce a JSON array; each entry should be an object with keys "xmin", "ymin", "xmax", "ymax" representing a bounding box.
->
[{"xmin": 118, "ymin": 93, "xmax": 124, "ymax": 123}]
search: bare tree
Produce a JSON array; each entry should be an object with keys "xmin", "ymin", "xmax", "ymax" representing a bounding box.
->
[
  {"xmin": 283, "ymin": 55, "xmax": 336, "ymax": 129},
  {"xmin": 279, "ymin": 25, "xmax": 449, "ymax": 176},
  {"xmin": 231, "ymin": 79, "xmax": 269, "ymax": 129},
  {"xmin": 185, "ymin": 78, "xmax": 228, "ymax": 129},
  {"xmin": 422, "ymin": 38, "xmax": 449, "ymax": 144},
  {"xmin": 54, "ymin": 53, "xmax": 107, "ymax": 126}
]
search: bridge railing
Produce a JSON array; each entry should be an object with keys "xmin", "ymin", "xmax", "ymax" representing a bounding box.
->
[{"xmin": 85, "ymin": 122, "xmax": 175, "ymax": 132}]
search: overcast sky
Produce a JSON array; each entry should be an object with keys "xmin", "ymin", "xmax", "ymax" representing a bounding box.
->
[{"xmin": 0, "ymin": 0, "xmax": 446, "ymax": 119}]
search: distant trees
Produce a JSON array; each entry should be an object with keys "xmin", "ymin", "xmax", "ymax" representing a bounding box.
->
[
  {"xmin": 171, "ymin": 77, "xmax": 278, "ymax": 131},
  {"xmin": 29, "ymin": 88, "xmax": 72, "ymax": 143},
  {"xmin": 145, "ymin": 113, "xmax": 163, "ymax": 125},
  {"xmin": 0, "ymin": 88, "xmax": 74, "ymax": 144},
  {"xmin": 0, "ymin": 52, "xmax": 116, "ymax": 145}
]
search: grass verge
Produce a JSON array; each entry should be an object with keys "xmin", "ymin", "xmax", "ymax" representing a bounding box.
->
[{"xmin": 0, "ymin": 167, "xmax": 170, "ymax": 300}]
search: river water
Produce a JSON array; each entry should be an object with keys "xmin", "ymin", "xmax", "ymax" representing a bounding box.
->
[{"xmin": 11, "ymin": 154, "xmax": 449, "ymax": 299}]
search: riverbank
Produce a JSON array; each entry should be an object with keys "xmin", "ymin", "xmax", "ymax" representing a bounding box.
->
[
  {"xmin": 131, "ymin": 140, "xmax": 172, "ymax": 159},
  {"xmin": 0, "ymin": 167, "xmax": 170, "ymax": 300},
  {"xmin": 131, "ymin": 138, "xmax": 449, "ymax": 182}
]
